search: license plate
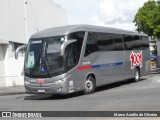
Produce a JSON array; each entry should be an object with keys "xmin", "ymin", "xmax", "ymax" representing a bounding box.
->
[{"xmin": 38, "ymin": 89, "xmax": 45, "ymax": 93}]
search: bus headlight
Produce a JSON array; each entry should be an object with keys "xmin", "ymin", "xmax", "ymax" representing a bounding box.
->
[
  {"xmin": 54, "ymin": 76, "xmax": 69, "ymax": 85},
  {"xmin": 55, "ymin": 80, "xmax": 63, "ymax": 84}
]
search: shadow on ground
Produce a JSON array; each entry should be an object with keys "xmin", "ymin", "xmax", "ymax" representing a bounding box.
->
[{"xmin": 24, "ymin": 78, "xmax": 147, "ymax": 101}]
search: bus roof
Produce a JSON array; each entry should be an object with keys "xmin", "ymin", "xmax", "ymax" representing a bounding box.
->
[{"xmin": 31, "ymin": 24, "xmax": 148, "ymax": 39}]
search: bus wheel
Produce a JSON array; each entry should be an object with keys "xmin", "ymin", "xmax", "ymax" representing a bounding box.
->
[
  {"xmin": 84, "ymin": 76, "xmax": 96, "ymax": 94},
  {"xmin": 133, "ymin": 68, "xmax": 140, "ymax": 82}
]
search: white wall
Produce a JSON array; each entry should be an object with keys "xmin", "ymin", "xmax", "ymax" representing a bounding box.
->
[
  {"xmin": 0, "ymin": 45, "xmax": 6, "ymax": 88},
  {"xmin": 4, "ymin": 43, "xmax": 25, "ymax": 87},
  {"xmin": 0, "ymin": 0, "xmax": 10, "ymax": 42},
  {"xmin": 0, "ymin": 44, "xmax": 24, "ymax": 88},
  {"xmin": 26, "ymin": 0, "xmax": 68, "ymax": 39},
  {"xmin": 0, "ymin": 0, "xmax": 68, "ymax": 44}
]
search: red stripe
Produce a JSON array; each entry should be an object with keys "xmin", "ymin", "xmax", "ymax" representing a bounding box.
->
[{"xmin": 77, "ymin": 66, "xmax": 92, "ymax": 71}]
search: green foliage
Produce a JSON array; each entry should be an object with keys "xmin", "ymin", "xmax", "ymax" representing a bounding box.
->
[
  {"xmin": 151, "ymin": 49, "xmax": 157, "ymax": 55},
  {"xmin": 134, "ymin": 0, "xmax": 160, "ymax": 39}
]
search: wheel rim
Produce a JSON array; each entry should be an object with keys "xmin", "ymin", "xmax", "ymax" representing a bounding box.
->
[
  {"xmin": 85, "ymin": 79, "xmax": 93, "ymax": 92},
  {"xmin": 135, "ymin": 71, "xmax": 139, "ymax": 80}
]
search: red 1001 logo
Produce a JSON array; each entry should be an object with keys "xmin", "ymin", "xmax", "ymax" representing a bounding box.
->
[{"xmin": 130, "ymin": 51, "xmax": 142, "ymax": 70}]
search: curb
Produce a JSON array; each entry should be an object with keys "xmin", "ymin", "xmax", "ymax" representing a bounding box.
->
[{"xmin": 150, "ymin": 68, "xmax": 160, "ymax": 74}]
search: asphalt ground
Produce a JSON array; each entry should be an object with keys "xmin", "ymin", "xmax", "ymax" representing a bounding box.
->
[{"xmin": 0, "ymin": 74, "xmax": 160, "ymax": 119}]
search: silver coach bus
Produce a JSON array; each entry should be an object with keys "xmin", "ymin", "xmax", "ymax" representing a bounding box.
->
[{"xmin": 16, "ymin": 25, "xmax": 150, "ymax": 95}]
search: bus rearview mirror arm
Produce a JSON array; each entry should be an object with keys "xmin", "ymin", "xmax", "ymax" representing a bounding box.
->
[
  {"xmin": 15, "ymin": 45, "xmax": 27, "ymax": 59},
  {"xmin": 60, "ymin": 39, "xmax": 77, "ymax": 56}
]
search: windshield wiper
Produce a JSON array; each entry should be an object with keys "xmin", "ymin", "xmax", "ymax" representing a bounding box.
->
[{"xmin": 42, "ymin": 41, "xmax": 52, "ymax": 78}]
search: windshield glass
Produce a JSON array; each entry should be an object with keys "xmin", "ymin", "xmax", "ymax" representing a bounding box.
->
[
  {"xmin": 25, "ymin": 36, "xmax": 65, "ymax": 78},
  {"xmin": 44, "ymin": 37, "xmax": 64, "ymax": 75}
]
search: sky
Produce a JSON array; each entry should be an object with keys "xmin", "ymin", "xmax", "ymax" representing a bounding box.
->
[{"xmin": 52, "ymin": 0, "xmax": 148, "ymax": 31}]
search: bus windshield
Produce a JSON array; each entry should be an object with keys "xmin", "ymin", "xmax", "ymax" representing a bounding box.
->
[{"xmin": 25, "ymin": 36, "xmax": 65, "ymax": 78}]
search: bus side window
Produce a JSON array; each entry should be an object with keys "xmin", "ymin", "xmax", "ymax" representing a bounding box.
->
[
  {"xmin": 113, "ymin": 34, "xmax": 124, "ymax": 51},
  {"xmin": 123, "ymin": 35, "xmax": 149, "ymax": 50},
  {"xmin": 68, "ymin": 31, "xmax": 85, "ymax": 64},
  {"xmin": 65, "ymin": 44, "xmax": 76, "ymax": 69},
  {"xmin": 84, "ymin": 33, "xmax": 99, "ymax": 57},
  {"xmin": 123, "ymin": 35, "xmax": 133, "ymax": 50},
  {"xmin": 140, "ymin": 36, "xmax": 149, "ymax": 50},
  {"xmin": 96, "ymin": 33, "xmax": 114, "ymax": 51}
]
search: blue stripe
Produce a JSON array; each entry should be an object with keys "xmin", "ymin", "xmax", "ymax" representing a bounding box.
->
[
  {"xmin": 114, "ymin": 62, "xmax": 124, "ymax": 66},
  {"xmin": 92, "ymin": 62, "xmax": 123, "ymax": 69}
]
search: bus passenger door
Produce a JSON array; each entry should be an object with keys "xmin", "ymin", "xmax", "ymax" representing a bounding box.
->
[
  {"xmin": 66, "ymin": 31, "xmax": 86, "ymax": 92},
  {"xmin": 65, "ymin": 44, "xmax": 79, "ymax": 92}
]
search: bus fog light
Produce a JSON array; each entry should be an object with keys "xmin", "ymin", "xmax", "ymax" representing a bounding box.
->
[{"xmin": 57, "ymin": 88, "xmax": 62, "ymax": 92}]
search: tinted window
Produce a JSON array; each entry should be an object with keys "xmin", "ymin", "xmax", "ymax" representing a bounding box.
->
[
  {"xmin": 67, "ymin": 31, "xmax": 85, "ymax": 70},
  {"xmin": 140, "ymin": 36, "xmax": 149, "ymax": 50},
  {"xmin": 123, "ymin": 35, "xmax": 149, "ymax": 50},
  {"xmin": 123, "ymin": 35, "xmax": 138, "ymax": 50},
  {"xmin": 85, "ymin": 32, "xmax": 99, "ymax": 57},
  {"xmin": 65, "ymin": 44, "xmax": 76, "ymax": 69},
  {"xmin": 85, "ymin": 32, "xmax": 149, "ymax": 56},
  {"xmin": 113, "ymin": 34, "xmax": 124, "ymax": 51},
  {"xmin": 132, "ymin": 36, "xmax": 141, "ymax": 50},
  {"xmin": 85, "ymin": 32, "xmax": 115, "ymax": 57},
  {"xmin": 97, "ymin": 33, "xmax": 114, "ymax": 51}
]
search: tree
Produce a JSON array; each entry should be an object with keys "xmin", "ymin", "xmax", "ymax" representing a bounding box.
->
[{"xmin": 134, "ymin": 0, "xmax": 160, "ymax": 39}]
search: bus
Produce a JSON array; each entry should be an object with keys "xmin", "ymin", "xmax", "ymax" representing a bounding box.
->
[{"xmin": 16, "ymin": 25, "xmax": 150, "ymax": 95}]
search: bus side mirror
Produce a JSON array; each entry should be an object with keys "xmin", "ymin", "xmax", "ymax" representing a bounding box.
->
[
  {"xmin": 60, "ymin": 39, "xmax": 77, "ymax": 56},
  {"xmin": 15, "ymin": 45, "xmax": 27, "ymax": 59}
]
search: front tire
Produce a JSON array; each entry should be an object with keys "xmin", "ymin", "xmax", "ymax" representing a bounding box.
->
[{"xmin": 84, "ymin": 76, "xmax": 96, "ymax": 94}]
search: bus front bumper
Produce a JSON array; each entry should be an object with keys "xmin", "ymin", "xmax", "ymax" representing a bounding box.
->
[{"xmin": 24, "ymin": 81, "xmax": 69, "ymax": 95}]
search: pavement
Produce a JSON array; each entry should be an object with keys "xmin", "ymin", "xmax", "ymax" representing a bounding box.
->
[
  {"xmin": 0, "ymin": 68, "xmax": 159, "ymax": 96},
  {"xmin": 0, "ymin": 86, "xmax": 25, "ymax": 96}
]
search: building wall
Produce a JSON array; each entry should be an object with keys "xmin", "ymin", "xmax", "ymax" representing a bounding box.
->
[
  {"xmin": 0, "ymin": 43, "xmax": 25, "ymax": 88},
  {"xmin": 0, "ymin": 45, "xmax": 6, "ymax": 88},
  {"xmin": 0, "ymin": 0, "xmax": 68, "ymax": 88},
  {"xmin": 4, "ymin": 43, "xmax": 25, "ymax": 87},
  {"xmin": 0, "ymin": 0, "xmax": 68, "ymax": 44},
  {"xmin": 26, "ymin": 0, "xmax": 68, "ymax": 39},
  {"xmin": 0, "ymin": 0, "xmax": 10, "ymax": 42}
]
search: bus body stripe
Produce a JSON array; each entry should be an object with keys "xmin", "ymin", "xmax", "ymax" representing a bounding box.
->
[
  {"xmin": 77, "ymin": 66, "xmax": 92, "ymax": 70},
  {"xmin": 77, "ymin": 62, "xmax": 124, "ymax": 71}
]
